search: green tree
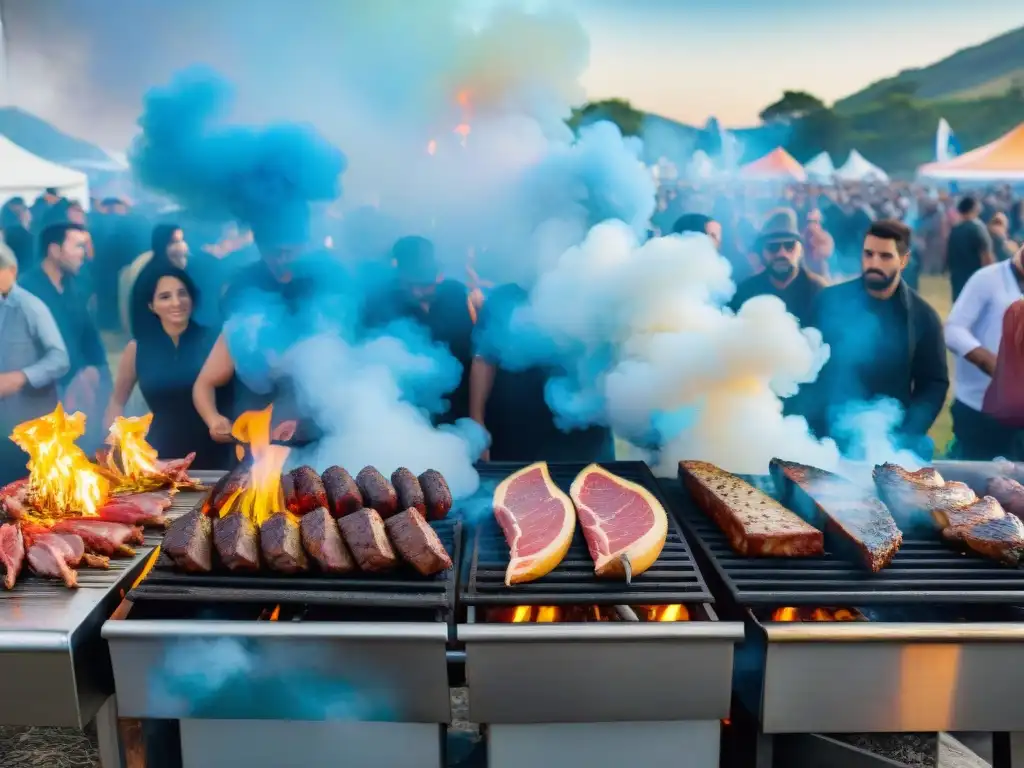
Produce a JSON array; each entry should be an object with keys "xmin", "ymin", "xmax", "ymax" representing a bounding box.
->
[
  {"xmin": 759, "ymin": 91, "xmax": 827, "ymax": 123},
  {"xmin": 568, "ymin": 98, "xmax": 645, "ymax": 137}
]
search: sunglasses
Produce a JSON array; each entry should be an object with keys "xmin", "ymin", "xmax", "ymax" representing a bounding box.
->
[{"xmin": 766, "ymin": 240, "xmax": 798, "ymax": 254}]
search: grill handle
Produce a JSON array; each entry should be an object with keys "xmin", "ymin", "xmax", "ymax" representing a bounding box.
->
[
  {"xmin": 457, "ymin": 622, "xmax": 745, "ymax": 643},
  {"xmin": 761, "ymin": 621, "xmax": 1024, "ymax": 643},
  {"xmin": 102, "ymin": 620, "xmax": 448, "ymax": 642}
]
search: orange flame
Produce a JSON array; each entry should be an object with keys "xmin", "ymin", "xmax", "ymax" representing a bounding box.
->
[
  {"xmin": 10, "ymin": 404, "xmax": 108, "ymax": 516},
  {"xmin": 510, "ymin": 605, "xmax": 533, "ymax": 623},
  {"xmin": 647, "ymin": 604, "xmax": 689, "ymax": 622},
  {"xmin": 500, "ymin": 604, "xmax": 689, "ymax": 623},
  {"xmin": 107, "ymin": 414, "xmax": 160, "ymax": 479},
  {"xmin": 535, "ymin": 606, "xmax": 560, "ymax": 623},
  {"xmin": 770, "ymin": 606, "xmax": 862, "ymax": 622},
  {"xmin": 228, "ymin": 407, "xmax": 289, "ymax": 527},
  {"xmin": 269, "ymin": 605, "xmax": 281, "ymax": 621},
  {"xmin": 131, "ymin": 546, "xmax": 162, "ymax": 590}
]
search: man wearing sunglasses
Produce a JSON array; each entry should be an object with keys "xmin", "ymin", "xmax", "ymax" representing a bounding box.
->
[{"xmin": 729, "ymin": 208, "xmax": 825, "ymax": 328}]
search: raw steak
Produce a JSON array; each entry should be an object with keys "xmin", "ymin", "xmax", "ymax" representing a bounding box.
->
[
  {"xmin": 385, "ymin": 508, "xmax": 452, "ymax": 576},
  {"xmin": 0, "ymin": 478, "xmax": 29, "ymax": 519},
  {"xmin": 322, "ymin": 466, "xmax": 363, "ymax": 518},
  {"xmin": 419, "ymin": 470, "xmax": 452, "ymax": 521},
  {"xmin": 492, "ymin": 462, "xmax": 575, "ymax": 585},
  {"xmin": 356, "ymin": 467, "xmax": 399, "ymax": 518},
  {"xmin": 771, "ymin": 459, "xmax": 902, "ymax": 572},
  {"xmin": 0, "ymin": 523, "xmax": 25, "ymax": 589},
  {"xmin": 944, "ymin": 514, "xmax": 1024, "ymax": 566},
  {"xmin": 391, "ymin": 468, "xmax": 426, "ymax": 515},
  {"xmin": 290, "ymin": 466, "xmax": 328, "ymax": 515},
  {"xmin": 987, "ymin": 476, "xmax": 1024, "ymax": 518},
  {"xmin": 27, "ymin": 540, "xmax": 77, "ymax": 587},
  {"xmin": 338, "ymin": 508, "xmax": 397, "ymax": 573},
  {"xmin": 155, "ymin": 453, "xmax": 196, "ymax": 482},
  {"xmin": 112, "ymin": 491, "xmax": 173, "ymax": 515},
  {"xmin": 680, "ymin": 460, "xmax": 823, "ymax": 556},
  {"xmin": 163, "ymin": 509, "xmax": 213, "ymax": 573},
  {"xmin": 569, "ymin": 464, "xmax": 668, "ymax": 581},
  {"xmin": 214, "ymin": 512, "xmax": 260, "ymax": 571},
  {"xmin": 260, "ymin": 513, "xmax": 308, "ymax": 574},
  {"xmin": 299, "ymin": 507, "xmax": 355, "ymax": 573}
]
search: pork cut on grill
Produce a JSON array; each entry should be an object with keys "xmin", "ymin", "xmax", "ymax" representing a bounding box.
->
[
  {"xmin": 385, "ymin": 508, "xmax": 452, "ymax": 576},
  {"xmin": 873, "ymin": 462, "xmax": 976, "ymax": 520},
  {"xmin": 214, "ymin": 512, "xmax": 260, "ymax": 571},
  {"xmin": 932, "ymin": 496, "xmax": 1005, "ymax": 529},
  {"xmin": 299, "ymin": 507, "xmax": 355, "ymax": 574},
  {"xmin": 419, "ymin": 470, "xmax": 452, "ymax": 520},
  {"xmin": 944, "ymin": 514, "xmax": 1024, "ymax": 566},
  {"xmin": 338, "ymin": 508, "xmax": 397, "ymax": 572},
  {"xmin": 0, "ymin": 523, "xmax": 25, "ymax": 589},
  {"xmin": 97, "ymin": 500, "xmax": 168, "ymax": 528},
  {"xmin": 27, "ymin": 539, "xmax": 77, "ymax": 587},
  {"xmin": 680, "ymin": 460, "xmax": 823, "ymax": 556},
  {"xmin": 391, "ymin": 468, "xmax": 426, "ymax": 515},
  {"xmin": 163, "ymin": 509, "xmax": 213, "ymax": 573},
  {"xmin": 356, "ymin": 467, "xmax": 399, "ymax": 518},
  {"xmin": 51, "ymin": 519, "xmax": 141, "ymax": 556},
  {"xmin": 260, "ymin": 513, "xmax": 308, "ymax": 574},
  {"xmin": 322, "ymin": 466, "xmax": 363, "ymax": 518},
  {"xmin": 771, "ymin": 459, "xmax": 902, "ymax": 572}
]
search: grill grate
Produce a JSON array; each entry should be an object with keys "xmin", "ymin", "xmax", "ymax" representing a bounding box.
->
[
  {"xmin": 461, "ymin": 461, "xmax": 711, "ymax": 607},
  {"xmin": 0, "ymin": 488, "xmax": 206, "ymax": 598},
  {"xmin": 662, "ymin": 475, "xmax": 1024, "ymax": 606},
  {"xmin": 128, "ymin": 515, "xmax": 460, "ymax": 617}
]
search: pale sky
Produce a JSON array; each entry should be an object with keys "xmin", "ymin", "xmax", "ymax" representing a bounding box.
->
[{"xmin": 573, "ymin": 0, "xmax": 1024, "ymax": 126}]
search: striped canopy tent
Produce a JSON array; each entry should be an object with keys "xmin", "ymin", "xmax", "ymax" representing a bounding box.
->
[
  {"xmin": 918, "ymin": 122, "xmax": 1024, "ymax": 181},
  {"xmin": 739, "ymin": 147, "xmax": 808, "ymax": 182}
]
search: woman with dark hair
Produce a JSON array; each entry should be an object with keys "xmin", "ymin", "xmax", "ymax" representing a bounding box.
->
[
  {"xmin": 1, "ymin": 198, "xmax": 33, "ymax": 269},
  {"xmin": 104, "ymin": 265, "xmax": 228, "ymax": 468},
  {"xmin": 121, "ymin": 223, "xmax": 189, "ymax": 332}
]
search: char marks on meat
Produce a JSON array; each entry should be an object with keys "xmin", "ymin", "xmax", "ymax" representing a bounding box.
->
[
  {"xmin": 322, "ymin": 466, "xmax": 363, "ymax": 518},
  {"xmin": 208, "ymin": 462, "xmax": 251, "ymax": 514},
  {"xmin": 391, "ymin": 468, "xmax": 426, "ymax": 515},
  {"xmin": 932, "ymin": 495, "xmax": 1006, "ymax": 530},
  {"xmin": 680, "ymin": 461, "xmax": 823, "ymax": 556},
  {"xmin": 418, "ymin": 469, "xmax": 452, "ymax": 521},
  {"xmin": 260, "ymin": 513, "xmax": 308, "ymax": 574},
  {"xmin": 27, "ymin": 540, "xmax": 77, "ymax": 587},
  {"xmin": 944, "ymin": 514, "xmax": 1024, "ymax": 565},
  {"xmin": 290, "ymin": 466, "xmax": 328, "ymax": 515},
  {"xmin": 0, "ymin": 523, "xmax": 25, "ymax": 589},
  {"xmin": 385, "ymin": 508, "xmax": 452, "ymax": 576},
  {"xmin": 338, "ymin": 508, "xmax": 397, "ymax": 573},
  {"xmin": 987, "ymin": 476, "xmax": 1024, "ymax": 518},
  {"xmin": 356, "ymin": 467, "xmax": 399, "ymax": 518},
  {"xmin": 873, "ymin": 463, "xmax": 977, "ymax": 519},
  {"xmin": 300, "ymin": 508, "xmax": 356, "ymax": 574},
  {"xmin": 163, "ymin": 509, "xmax": 213, "ymax": 573},
  {"xmin": 213, "ymin": 512, "xmax": 260, "ymax": 571},
  {"xmin": 281, "ymin": 471, "xmax": 298, "ymax": 515},
  {"xmin": 771, "ymin": 459, "xmax": 902, "ymax": 572}
]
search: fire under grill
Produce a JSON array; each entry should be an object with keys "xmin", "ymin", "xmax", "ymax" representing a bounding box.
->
[{"xmin": 462, "ymin": 461, "xmax": 711, "ymax": 607}]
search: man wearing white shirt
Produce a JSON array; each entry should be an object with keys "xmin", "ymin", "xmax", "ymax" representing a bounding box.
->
[{"xmin": 944, "ymin": 244, "xmax": 1024, "ymax": 459}]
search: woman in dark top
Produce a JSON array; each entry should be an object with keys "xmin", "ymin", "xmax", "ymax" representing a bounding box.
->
[{"xmin": 104, "ymin": 265, "xmax": 228, "ymax": 469}]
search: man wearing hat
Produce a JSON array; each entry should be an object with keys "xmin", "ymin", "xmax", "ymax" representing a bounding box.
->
[{"xmin": 729, "ymin": 207, "xmax": 826, "ymax": 328}]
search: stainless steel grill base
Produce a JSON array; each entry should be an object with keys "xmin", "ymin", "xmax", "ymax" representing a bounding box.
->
[
  {"xmin": 179, "ymin": 720, "xmax": 444, "ymax": 768},
  {"xmin": 489, "ymin": 721, "xmax": 719, "ymax": 768}
]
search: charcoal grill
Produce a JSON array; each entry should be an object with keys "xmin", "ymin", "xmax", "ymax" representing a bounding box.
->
[
  {"xmin": 458, "ymin": 461, "xmax": 742, "ymax": 768},
  {"xmin": 103, "ymin": 474, "xmax": 461, "ymax": 768},
  {"xmin": 662, "ymin": 459, "xmax": 1024, "ymax": 768}
]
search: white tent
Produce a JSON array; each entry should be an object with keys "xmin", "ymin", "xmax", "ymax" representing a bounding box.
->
[
  {"xmin": 803, "ymin": 151, "xmax": 835, "ymax": 182},
  {"xmin": 835, "ymin": 150, "xmax": 889, "ymax": 183},
  {"xmin": 0, "ymin": 134, "xmax": 90, "ymax": 209}
]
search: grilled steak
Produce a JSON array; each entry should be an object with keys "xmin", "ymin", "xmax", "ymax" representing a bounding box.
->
[
  {"xmin": 771, "ymin": 459, "xmax": 902, "ymax": 572},
  {"xmin": 299, "ymin": 507, "xmax": 356, "ymax": 573},
  {"xmin": 943, "ymin": 513, "xmax": 1024, "ymax": 566},
  {"xmin": 208, "ymin": 462, "xmax": 251, "ymax": 514},
  {"xmin": 419, "ymin": 469, "xmax": 452, "ymax": 520},
  {"xmin": 260, "ymin": 513, "xmax": 308, "ymax": 574},
  {"xmin": 932, "ymin": 495, "xmax": 1006, "ymax": 530},
  {"xmin": 391, "ymin": 468, "xmax": 426, "ymax": 515},
  {"xmin": 679, "ymin": 461, "xmax": 823, "ymax": 556},
  {"xmin": 873, "ymin": 463, "xmax": 977, "ymax": 518},
  {"xmin": 338, "ymin": 508, "xmax": 397, "ymax": 572},
  {"xmin": 281, "ymin": 471, "xmax": 298, "ymax": 515},
  {"xmin": 27, "ymin": 540, "xmax": 77, "ymax": 587},
  {"xmin": 356, "ymin": 467, "xmax": 399, "ymax": 518},
  {"xmin": 987, "ymin": 476, "xmax": 1024, "ymax": 518},
  {"xmin": 290, "ymin": 466, "xmax": 328, "ymax": 515},
  {"xmin": 322, "ymin": 466, "xmax": 363, "ymax": 518},
  {"xmin": 214, "ymin": 512, "xmax": 260, "ymax": 571},
  {"xmin": 0, "ymin": 523, "xmax": 25, "ymax": 589},
  {"xmin": 384, "ymin": 508, "xmax": 452, "ymax": 576},
  {"xmin": 163, "ymin": 508, "xmax": 213, "ymax": 573}
]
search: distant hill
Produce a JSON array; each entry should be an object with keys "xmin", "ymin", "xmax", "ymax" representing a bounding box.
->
[{"xmin": 836, "ymin": 25, "xmax": 1024, "ymax": 113}]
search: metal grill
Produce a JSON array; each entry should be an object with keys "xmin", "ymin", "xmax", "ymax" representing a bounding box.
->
[
  {"xmin": 128, "ymin": 517, "xmax": 460, "ymax": 615},
  {"xmin": 663, "ymin": 476, "xmax": 1024, "ymax": 606},
  {"xmin": 461, "ymin": 461, "xmax": 711, "ymax": 606}
]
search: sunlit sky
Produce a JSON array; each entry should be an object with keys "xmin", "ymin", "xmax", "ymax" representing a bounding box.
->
[{"xmin": 572, "ymin": 0, "xmax": 1024, "ymax": 126}]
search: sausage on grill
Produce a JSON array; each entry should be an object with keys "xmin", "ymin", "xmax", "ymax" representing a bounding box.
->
[
  {"xmin": 290, "ymin": 466, "xmax": 328, "ymax": 516},
  {"xmin": 418, "ymin": 469, "xmax": 452, "ymax": 521},
  {"xmin": 281, "ymin": 471, "xmax": 298, "ymax": 515},
  {"xmin": 391, "ymin": 468, "xmax": 426, "ymax": 515},
  {"xmin": 356, "ymin": 466, "xmax": 399, "ymax": 518},
  {"xmin": 322, "ymin": 466, "xmax": 363, "ymax": 518}
]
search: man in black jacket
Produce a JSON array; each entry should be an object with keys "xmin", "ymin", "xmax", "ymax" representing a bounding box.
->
[{"xmin": 806, "ymin": 219, "xmax": 948, "ymax": 458}]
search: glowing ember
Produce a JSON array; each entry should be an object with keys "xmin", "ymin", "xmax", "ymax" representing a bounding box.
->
[
  {"xmin": 107, "ymin": 415, "xmax": 159, "ymax": 479},
  {"xmin": 498, "ymin": 604, "xmax": 690, "ymax": 623},
  {"xmin": 226, "ymin": 407, "xmax": 289, "ymax": 527},
  {"xmin": 534, "ymin": 606, "xmax": 560, "ymax": 623},
  {"xmin": 511, "ymin": 605, "xmax": 533, "ymax": 623},
  {"xmin": 643, "ymin": 604, "xmax": 688, "ymax": 622},
  {"xmin": 10, "ymin": 404, "xmax": 109, "ymax": 517},
  {"xmin": 131, "ymin": 547, "xmax": 163, "ymax": 590},
  {"xmin": 770, "ymin": 606, "xmax": 863, "ymax": 622},
  {"xmin": 269, "ymin": 605, "xmax": 281, "ymax": 621}
]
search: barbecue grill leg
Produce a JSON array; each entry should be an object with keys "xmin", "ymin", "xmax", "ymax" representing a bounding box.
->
[
  {"xmin": 95, "ymin": 696, "xmax": 123, "ymax": 768},
  {"xmin": 993, "ymin": 732, "xmax": 1024, "ymax": 768}
]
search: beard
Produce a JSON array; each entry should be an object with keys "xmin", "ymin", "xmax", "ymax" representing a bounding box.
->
[
  {"xmin": 767, "ymin": 257, "xmax": 797, "ymax": 279},
  {"xmin": 862, "ymin": 269, "xmax": 898, "ymax": 290}
]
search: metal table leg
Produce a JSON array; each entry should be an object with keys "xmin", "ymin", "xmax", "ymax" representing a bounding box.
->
[
  {"xmin": 95, "ymin": 696, "xmax": 123, "ymax": 768},
  {"xmin": 994, "ymin": 733, "xmax": 1024, "ymax": 768}
]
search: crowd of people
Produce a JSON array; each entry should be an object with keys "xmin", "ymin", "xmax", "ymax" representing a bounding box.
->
[{"xmin": 1, "ymin": 178, "xmax": 1023, "ymax": 485}]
